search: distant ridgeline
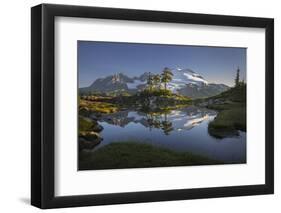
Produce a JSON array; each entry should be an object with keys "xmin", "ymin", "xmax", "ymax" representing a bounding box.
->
[{"xmin": 79, "ymin": 68, "xmax": 229, "ymax": 99}]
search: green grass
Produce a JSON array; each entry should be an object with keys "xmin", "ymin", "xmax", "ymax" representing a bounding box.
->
[
  {"xmin": 208, "ymin": 104, "xmax": 246, "ymax": 138},
  {"xmin": 79, "ymin": 142, "xmax": 221, "ymax": 170}
]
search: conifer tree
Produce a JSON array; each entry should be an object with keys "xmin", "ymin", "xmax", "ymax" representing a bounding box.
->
[
  {"xmin": 235, "ymin": 67, "xmax": 240, "ymax": 87},
  {"xmin": 161, "ymin": 67, "xmax": 173, "ymax": 91},
  {"xmin": 152, "ymin": 74, "xmax": 161, "ymax": 90},
  {"xmin": 147, "ymin": 72, "xmax": 153, "ymax": 92}
]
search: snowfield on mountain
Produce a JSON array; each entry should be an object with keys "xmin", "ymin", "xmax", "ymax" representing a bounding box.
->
[{"xmin": 79, "ymin": 67, "xmax": 229, "ymax": 99}]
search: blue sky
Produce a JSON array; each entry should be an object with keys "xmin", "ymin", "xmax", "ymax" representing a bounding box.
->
[{"xmin": 78, "ymin": 41, "xmax": 246, "ymax": 87}]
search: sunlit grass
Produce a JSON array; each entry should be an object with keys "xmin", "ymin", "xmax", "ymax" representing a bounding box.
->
[{"xmin": 80, "ymin": 99, "xmax": 119, "ymax": 114}]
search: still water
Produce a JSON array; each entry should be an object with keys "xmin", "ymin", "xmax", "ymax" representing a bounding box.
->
[{"xmin": 88, "ymin": 106, "xmax": 246, "ymax": 163}]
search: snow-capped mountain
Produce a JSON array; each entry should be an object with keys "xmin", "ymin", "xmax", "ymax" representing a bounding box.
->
[
  {"xmin": 79, "ymin": 68, "xmax": 229, "ymax": 98},
  {"xmin": 127, "ymin": 72, "xmax": 149, "ymax": 89},
  {"xmin": 168, "ymin": 67, "xmax": 208, "ymax": 92}
]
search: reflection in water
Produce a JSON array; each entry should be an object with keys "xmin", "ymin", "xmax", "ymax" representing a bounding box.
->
[
  {"xmin": 96, "ymin": 106, "xmax": 216, "ymax": 133},
  {"xmin": 84, "ymin": 106, "xmax": 246, "ymax": 163}
]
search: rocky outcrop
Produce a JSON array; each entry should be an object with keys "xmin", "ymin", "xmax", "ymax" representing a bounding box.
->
[
  {"xmin": 79, "ymin": 116, "xmax": 104, "ymax": 150},
  {"xmin": 79, "ymin": 136, "xmax": 102, "ymax": 150}
]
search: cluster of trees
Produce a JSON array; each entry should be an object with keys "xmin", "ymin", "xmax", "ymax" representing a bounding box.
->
[{"xmin": 146, "ymin": 67, "xmax": 174, "ymax": 92}]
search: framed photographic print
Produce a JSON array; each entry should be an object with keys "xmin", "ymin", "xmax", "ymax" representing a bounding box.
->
[{"xmin": 31, "ymin": 3, "xmax": 274, "ymax": 209}]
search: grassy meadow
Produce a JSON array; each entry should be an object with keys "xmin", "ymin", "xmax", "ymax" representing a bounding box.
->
[{"xmin": 79, "ymin": 142, "xmax": 222, "ymax": 170}]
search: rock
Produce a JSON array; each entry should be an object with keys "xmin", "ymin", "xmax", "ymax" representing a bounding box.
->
[
  {"xmin": 79, "ymin": 137, "xmax": 102, "ymax": 150},
  {"xmin": 92, "ymin": 124, "xmax": 104, "ymax": 132},
  {"xmin": 91, "ymin": 119, "xmax": 99, "ymax": 126},
  {"xmin": 80, "ymin": 131, "xmax": 102, "ymax": 141},
  {"xmin": 79, "ymin": 115, "xmax": 104, "ymax": 133},
  {"xmin": 208, "ymin": 99, "xmax": 214, "ymax": 105},
  {"xmin": 197, "ymin": 102, "xmax": 208, "ymax": 107},
  {"xmin": 90, "ymin": 114, "xmax": 99, "ymax": 120},
  {"xmin": 79, "ymin": 131, "xmax": 103, "ymax": 150},
  {"xmin": 79, "ymin": 107, "xmax": 90, "ymax": 116},
  {"xmin": 213, "ymin": 98, "xmax": 225, "ymax": 105},
  {"xmin": 91, "ymin": 120, "xmax": 103, "ymax": 130}
]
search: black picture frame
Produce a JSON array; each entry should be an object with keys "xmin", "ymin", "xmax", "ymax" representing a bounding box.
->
[{"xmin": 31, "ymin": 3, "xmax": 274, "ymax": 209}]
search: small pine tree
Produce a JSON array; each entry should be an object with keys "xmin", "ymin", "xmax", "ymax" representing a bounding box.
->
[
  {"xmin": 147, "ymin": 72, "xmax": 153, "ymax": 92},
  {"xmin": 161, "ymin": 67, "xmax": 173, "ymax": 91},
  {"xmin": 235, "ymin": 67, "xmax": 240, "ymax": 87},
  {"xmin": 152, "ymin": 74, "xmax": 161, "ymax": 90}
]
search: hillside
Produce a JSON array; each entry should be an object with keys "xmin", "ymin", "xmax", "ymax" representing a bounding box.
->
[{"xmin": 196, "ymin": 84, "xmax": 246, "ymax": 138}]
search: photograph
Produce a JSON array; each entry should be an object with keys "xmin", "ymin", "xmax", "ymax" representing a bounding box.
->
[
  {"xmin": 78, "ymin": 41, "xmax": 247, "ymax": 170},
  {"xmin": 29, "ymin": 3, "xmax": 274, "ymax": 209}
]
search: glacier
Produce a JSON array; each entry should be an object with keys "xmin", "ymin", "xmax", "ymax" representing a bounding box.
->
[{"xmin": 168, "ymin": 67, "xmax": 208, "ymax": 92}]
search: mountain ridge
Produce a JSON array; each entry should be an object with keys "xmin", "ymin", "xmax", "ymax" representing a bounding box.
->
[{"xmin": 80, "ymin": 68, "xmax": 230, "ymax": 98}]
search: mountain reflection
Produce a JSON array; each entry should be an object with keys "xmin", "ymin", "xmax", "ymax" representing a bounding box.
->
[{"xmin": 92, "ymin": 106, "xmax": 217, "ymax": 135}]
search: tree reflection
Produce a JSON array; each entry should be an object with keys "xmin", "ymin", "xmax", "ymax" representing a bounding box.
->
[
  {"xmin": 161, "ymin": 120, "xmax": 174, "ymax": 135},
  {"xmin": 146, "ymin": 111, "xmax": 174, "ymax": 135}
]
